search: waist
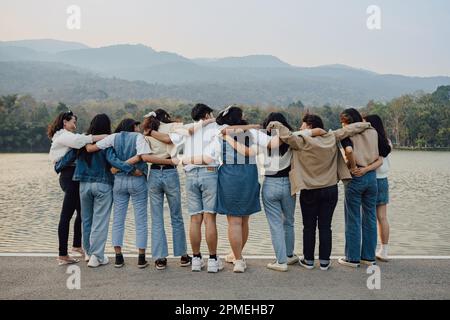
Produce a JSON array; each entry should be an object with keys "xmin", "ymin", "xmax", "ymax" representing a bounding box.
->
[
  {"xmin": 186, "ymin": 166, "xmax": 218, "ymax": 173},
  {"xmin": 151, "ymin": 164, "xmax": 177, "ymax": 170}
]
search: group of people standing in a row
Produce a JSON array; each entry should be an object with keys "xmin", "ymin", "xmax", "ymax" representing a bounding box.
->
[{"xmin": 48, "ymin": 103, "xmax": 392, "ymax": 273}]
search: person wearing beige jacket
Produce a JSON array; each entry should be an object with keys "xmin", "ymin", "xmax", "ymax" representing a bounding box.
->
[
  {"xmin": 268, "ymin": 115, "xmax": 372, "ymax": 270},
  {"xmin": 337, "ymin": 108, "xmax": 381, "ymax": 269}
]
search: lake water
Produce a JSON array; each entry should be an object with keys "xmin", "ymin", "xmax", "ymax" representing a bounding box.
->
[{"xmin": 0, "ymin": 151, "xmax": 449, "ymax": 256}]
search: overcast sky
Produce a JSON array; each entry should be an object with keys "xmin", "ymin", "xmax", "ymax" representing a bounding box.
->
[{"xmin": 1, "ymin": 0, "xmax": 449, "ymax": 76}]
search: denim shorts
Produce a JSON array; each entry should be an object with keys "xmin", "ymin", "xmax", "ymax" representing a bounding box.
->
[
  {"xmin": 376, "ymin": 178, "xmax": 389, "ymax": 205},
  {"xmin": 185, "ymin": 167, "xmax": 218, "ymax": 215}
]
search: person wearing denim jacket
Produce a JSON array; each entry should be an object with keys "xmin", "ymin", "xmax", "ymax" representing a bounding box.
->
[
  {"xmin": 86, "ymin": 118, "xmax": 151, "ymax": 269},
  {"xmin": 56, "ymin": 114, "xmax": 138, "ymax": 267}
]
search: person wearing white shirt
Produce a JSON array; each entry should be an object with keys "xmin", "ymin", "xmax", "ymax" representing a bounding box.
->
[
  {"xmin": 86, "ymin": 118, "xmax": 152, "ymax": 268},
  {"xmin": 47, "ymin": 110, "xmax": 107, "ymax": 265}
]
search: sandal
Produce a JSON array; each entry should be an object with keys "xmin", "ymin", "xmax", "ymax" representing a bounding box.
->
[
  {"xmin": 57, "ymin": 257, "xmax": 80, "ymax": 266},
  {"xmin": 70, "ymin": 247, "xmax": 85, "ymax": 257}
]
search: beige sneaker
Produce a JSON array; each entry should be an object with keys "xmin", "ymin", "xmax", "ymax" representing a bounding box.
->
[
  {"xmin": 267, "ymin": 261, "xmax": 288, "ymax": 272},
  {"xmin": 225, "ymin": 252, "xmax": 236, "ymax": 264},
  {"xmin": 286, "ymin": 254, "xmax": 299, "ymax": 265},
  {"xmin": 233, "ymin": 259, "xmax": 247, "ymax": 273}
]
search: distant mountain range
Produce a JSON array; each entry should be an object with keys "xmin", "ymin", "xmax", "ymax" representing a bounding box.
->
[{"xmin": 1, "ymin": 39, "xmax": 449, "ymax": 106}]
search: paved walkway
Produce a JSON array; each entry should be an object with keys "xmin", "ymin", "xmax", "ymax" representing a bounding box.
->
[{"xmin": 0, "ymin": 257, "xmax": 449, "ymax": 299}]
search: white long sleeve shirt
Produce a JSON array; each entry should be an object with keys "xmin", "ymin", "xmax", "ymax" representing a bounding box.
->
[{"xmin": 49, "ymin": 129, "xmax": 93, "ymax": 163}]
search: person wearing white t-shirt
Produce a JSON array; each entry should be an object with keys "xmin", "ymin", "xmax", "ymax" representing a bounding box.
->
[
  {"xmin": 47, "ymin": 110, "xmax": 107, "ymax": 265},
  {"xmin": 149, "ymin": 104, "xmax": 259, "ymax": 273}
]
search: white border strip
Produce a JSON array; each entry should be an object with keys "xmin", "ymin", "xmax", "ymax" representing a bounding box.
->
[{"xmin": 0, "ymin": 253, "xmax": 449, "ymax": 259}]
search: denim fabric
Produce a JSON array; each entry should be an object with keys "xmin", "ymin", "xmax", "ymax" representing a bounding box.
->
[
  {"xmin": 80, "ymin": 182, "xmax": 113, "ymax": 262},
  {"xmin": 185, "ymin": 167, "xmax": 218, "ymax": 215},
  {"xmin": 112, "ymin": 175, "xmax": 148, "ymax": 249},
  {"xmin": 113, "ymin": 132, "xmax": 148, "ymax": 177},
  {"xmin": 262, "ymin": 177, "xmax": 296, "ymax": 264},
  {"xmin": 344, "ymin": 170, "xmax": 378, "ymax": 261},
  {"xmin": 376, "ymin": 178, "xmax": 389, "ymax": 205},
  {"xmin": 148, "ymin": 169, "xmax": 187, "ymax": 259}
]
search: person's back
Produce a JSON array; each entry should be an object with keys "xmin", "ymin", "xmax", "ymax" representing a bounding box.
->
[
  {"xmin": 347, "ymin": 128, "xmax": 379, "ymax": 167},
  {"xmin": 146, "ymin": 122, "xmax": 181, "ymax": 159},
  {"xmin": 114, "ymin": 131, "xmax": 148, "ymax": 177}
]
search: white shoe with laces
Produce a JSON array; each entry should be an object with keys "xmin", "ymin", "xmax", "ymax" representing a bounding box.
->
[
  {"xmin": 286, "ymin": 254, "xmax": 299, "ymax": 265},
  {"xmin": 233, "ymin": 259, "xmax": 247, "ymax": 273},
  {"xmin": 267, "ymin": 261, "xmax": 288, "ymax": 272},
  {"xmin": 191, "ymin": 256, "xmax": 205, "ymax": 272},
  {"xmin": 207, "ymin": 257, "xmax": 224, "ymax": 273},
  {"xmin": 88, "ymin": 255, "xmax": 109, "ymax": 268}
]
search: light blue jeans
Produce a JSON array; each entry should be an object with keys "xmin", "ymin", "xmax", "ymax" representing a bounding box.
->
[
  {"xmin": 80, "ymin": 182, "xmax": 113, "ymax": 263},
  {"xmin": 262, "ymin": 177, "xmax": 296, "ymax": 264},
  {"xmin": 344, "ymin": 170, "xmax": 378, "ymax": 261},
  {"xmin": 148, "ymin": 169, "xmax": 187, "ymax": 259},
  {"xmin": 112, "ymin": 175, "xmax": 148, "ymax": 250}
]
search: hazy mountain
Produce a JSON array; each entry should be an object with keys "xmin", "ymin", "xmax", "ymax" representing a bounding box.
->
[
  {"xmin": 1, "ymin": 39, "xmax": 450, "ymax": 106},
  {"xmin": 0, "ymin": 39, "xmax": 89, "ymax": 53}
]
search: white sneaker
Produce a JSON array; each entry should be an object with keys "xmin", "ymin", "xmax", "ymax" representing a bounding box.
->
[
  {"xmin": 286, "ymin": 254, "xmax": 299, "ymax": 265},
  {"xmin": 376, "ymin": 250, "xmax": 389, "ymax": 262},
  {"xmin": 233, "ymin": 259, "xmax": 247, "ymax": 273},
  {"xmin": 191, "ymin": 256, "xmax": 205, "ymax": 272},
  {"xmin": 88, "ymin": 255, "xmax": 109, "ymax": 268},
  {"xmin": 225, "ymin": 253, "xmax": 236, "ymax": 264},
  {"xmin": 207, "ymin": 257, "xmax": 224, "ymax": 273},
  {"xmin": 266, "ymin": 261, "xmax": 288, "ymax": 272}
]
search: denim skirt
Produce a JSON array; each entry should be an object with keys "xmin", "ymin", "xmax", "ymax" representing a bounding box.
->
[
  {"xmin": 376, "ymin": 178, "xmax": 389, "ymax": 205},
  {"xmin": 216, "ymin": 164, "xmax": 261, "ymax": 216}
]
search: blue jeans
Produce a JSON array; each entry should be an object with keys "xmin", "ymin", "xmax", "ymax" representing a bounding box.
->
[
  {"xmin": 262, "ymin": 177, "xmax": 296, "ymax": 264},
  {"xmin": 185, "ymin": 167, "xmax": 218, "ymax": 215},
  {"xmin": 112, "ymin": 175, "xmax": 148, "ymax": 250},
  {"xmin": 80, "ymin": 182, "xmax": 113, "ymax": 262},
  {"xmin": 344, "ymin": 170, "xmax": 378, "ymax": 261},
  {"xmin": 148, "ymin": 169, "xmax": 187, "ymax": 259}
]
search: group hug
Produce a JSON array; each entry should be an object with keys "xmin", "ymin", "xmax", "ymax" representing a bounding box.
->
[{"xmin": 48, "ymin": 103, "xmax": 392, "ymax": 273}]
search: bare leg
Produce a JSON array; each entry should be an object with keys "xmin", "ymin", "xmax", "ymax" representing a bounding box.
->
[
  {"xmin": 190, "ymin": 214, "xmax": 203, "ymax": 255},
  {"xmin": 242, "ymin": 216, "xmax": 249, "ymax": 250},
  {"xmin": 227, "ymin": 216, "xmax": 243, "ymax": 260},
  {"xmin": 204, "ymin": 212, "xmax": 217, "ymax": 255},
  {"xmin": 376, "ymin": 204, "xmax": 389, "ymax": 244}
]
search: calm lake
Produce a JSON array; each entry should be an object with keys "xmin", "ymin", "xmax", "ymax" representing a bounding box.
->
[{"xmin": 0, "ymin": 151, "xmax": 449, "ymax": 256}]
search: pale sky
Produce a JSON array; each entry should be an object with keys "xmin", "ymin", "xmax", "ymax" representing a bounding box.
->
[{"xmin": 1, "ymin": 0, "xmax": 450, "ymax": 76}]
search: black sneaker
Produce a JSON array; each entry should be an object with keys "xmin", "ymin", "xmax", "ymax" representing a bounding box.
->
[
  {"xmin": 180, "ymin": 254, "xmax": 192, "ymax": 267},
  {"xmin": 299, "ymin": 259, "xmax": 314, "ymax": 270},
  {"xmin": 138, "ymin": 253, "xmax": 149, "ymax": 269},
  {"xmin": 155, "ymin": 258, "xmax": 167, "ymax": 270},
  {"xmin": 114, "ymin": 253, "xmax": 124, "ymax": 268},
  {"xmin": 320, "ymin": 261, "xmax": 331, "ymax": 271},
  {"xmin": 338, "ymin": 257, "xmax": 360, "ymax": 268}
]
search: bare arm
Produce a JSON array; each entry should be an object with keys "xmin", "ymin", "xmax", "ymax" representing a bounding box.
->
[
  {"xmin": 267, "ymin": 121, "xmax": 306, "ymax": 151},
  {"xmin": 182, "ymin": 155, "xmax": 214, "ymax": 165},
  {"xmin": 92, "ymin": 134, "xmax": 108, "ymax": 142},
  {"xmin": 150, "ymin": 131, "xmax": 173, "ymax": 144},
  {"xmin": 85, "ymin": 143, "xmax": 101, "ymax": 153},
  {"xmin": 351, "ymin": 156, "xmax": 383, "ymax": 177},
  {"xmin": 141, "ymin": 154, "xmax": 178, "ymax": 165},
  {"xmin": 224, "ymin": 134, "xmax": 257, "ymax": 157},
  {"xmin": 220, "ymin": 124, "xmax": 261, "ymax": 135}
]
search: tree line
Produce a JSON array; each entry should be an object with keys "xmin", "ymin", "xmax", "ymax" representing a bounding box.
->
[{"xmin": 0, "ymin": 86, "xmax": 449, "ymax": 152}]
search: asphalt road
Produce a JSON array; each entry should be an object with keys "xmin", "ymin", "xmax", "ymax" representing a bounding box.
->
[{"xmin": 0, "ymin": 257, "xmax": 449, "ymax": 300}]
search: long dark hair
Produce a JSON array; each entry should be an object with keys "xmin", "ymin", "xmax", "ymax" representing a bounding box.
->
[
  {"xmin": 142, "ymin": 109, "xmax": 173, "ymax": 135},
  {"xmin": 364, "ymin": 114, "xmax": 391, "ymax": 157},
  {"xmin": 262, "ymin": 112, "xmax": 292, "ymax": 156},
  {"xmin": 216, "ymin": 106, "xmax": 248, "ymax": 126},
  {"xmin": 78, "ymin": 114, "xmax": 112, "ymax": 166},
  {"xmin": 114, "ymin": 118, "xmax": 138, "ymax": 133},
  {"xmin": 47, "ymin": 111, "xmax": 77, "ymax": 139},
  {"xmin": 340, "ymin": 108, "xmax": 363, "ymax": 124}
]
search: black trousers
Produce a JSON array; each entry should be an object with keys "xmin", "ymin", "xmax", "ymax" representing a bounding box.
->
[
  {"xmin": 58, "ymin": 167, "xmax": 82, "ymax": 256},
  {"xmin": 300, "ymin": 185, "xmax": 338, "ymax": 261}
]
